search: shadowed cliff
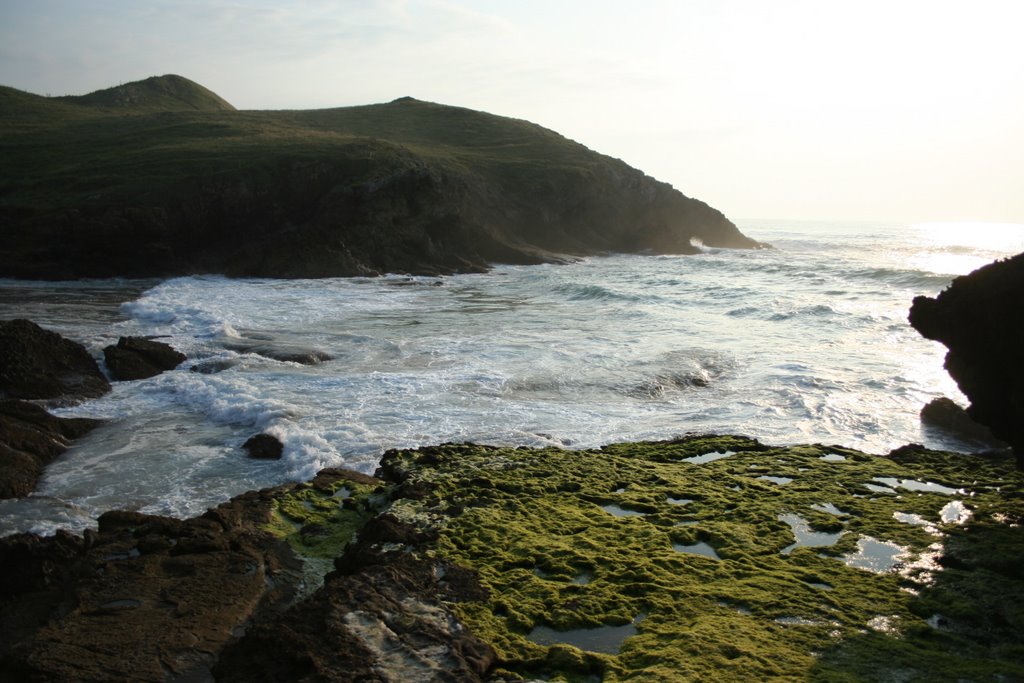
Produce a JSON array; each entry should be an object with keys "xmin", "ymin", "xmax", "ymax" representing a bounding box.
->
[
  {"xmin": 910, "ymin": 251, "xmax": 1024, "ymax": 464},
  {"xmin": 0, "ymin": 75, "xmax": 762, "ymax": 279}
]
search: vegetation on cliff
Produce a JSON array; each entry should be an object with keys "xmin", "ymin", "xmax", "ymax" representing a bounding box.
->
[{"xmin": 0, "ymin": 75, "xmax": 760, "ymax": 279}]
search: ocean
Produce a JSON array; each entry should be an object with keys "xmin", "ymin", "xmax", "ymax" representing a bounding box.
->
[{"xmin": 2, "ymin": 219, "xmax": 1022, "ymax": 536}]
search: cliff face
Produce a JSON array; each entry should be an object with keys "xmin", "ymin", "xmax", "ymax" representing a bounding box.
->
[
  {"xmin": 909, "ymin": 252, "xmax": 1024, "ymax": 463},
  {"xmin": 0, "ymin": 77, "xmax": 761, "ymax": 279}
]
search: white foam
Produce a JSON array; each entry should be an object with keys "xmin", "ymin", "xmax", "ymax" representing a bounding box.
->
[{"xmin": 3, "ymin": 222, "xmax": 1018, "ymax": 535}]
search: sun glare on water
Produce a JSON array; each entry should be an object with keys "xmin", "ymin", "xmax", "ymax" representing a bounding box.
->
[{"xmin": 910, "ymin": 221, "xmax": 1024, "ymax": 276}]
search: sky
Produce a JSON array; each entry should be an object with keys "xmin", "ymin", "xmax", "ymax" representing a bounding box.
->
[{"xmin": 2, "ymin": 0, "xmax": 1023, "ymax": 224}]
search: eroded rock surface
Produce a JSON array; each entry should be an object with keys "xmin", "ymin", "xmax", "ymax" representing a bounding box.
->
[
  {"xmin": 2, "ymin": 438, "xmax": 1022, "ymax": 681},
  {"xmin": 0, "ymin": 319, "xmax": 110, "ymax": 401},
  {"xmin": 0, "ymin": 399, "xmax": 102, "ymax": 498},
  {"xmin": 910, "ymin": 252, "xmax": 1024, "ymax": 462},
  {"xmin": 0, "ymin": 481, "xmax": 309, "ymax": 680}
]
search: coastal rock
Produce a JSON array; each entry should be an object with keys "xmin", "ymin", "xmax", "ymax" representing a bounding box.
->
[
  {"xmin": 920, "ymin": 396, "xmax": 1005, "ymax": 448},
  {"xmin": 0, "ymin": 479, "xmax": 312, "ymax": 681},
  {"xmin": 0, "ymin": 77, "xmax": 764, "ymax": 280},
  {"xmin": 0, "ymin": 319, "xmax": 110, "ymax": 401},
  {"xmin": 103, "ymin": 336, "xmax": 186, "ymax": 381},
  {"xmin": 214, "ymin": 523, "xmax": 495, "ymax": 682},
  {"xmin": 909, "ymin": 252, "xmax": 1024, "ymax": 463},
  {"xmin": 243, "ymin": 433, "xmax": 284, "ymax": 459},
  {"xmin": 3, "ymin": 437, "xmax": 1023, "ymax": 680},
  {"xmin": 0, "ymin": 399, "xmax": 102, "ymax": 498},
  {"xmin": 224, "ymin": 341, "xmax": 332, "ymax": 365}
]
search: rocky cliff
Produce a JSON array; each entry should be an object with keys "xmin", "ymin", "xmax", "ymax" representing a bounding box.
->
[
  {"xmin": 909, "ymin": 252, "xmax": 1024, "ymax": 464},
  {"xmin": 0, "ymin": 76, "xmax": 762, "ymax": 279}
]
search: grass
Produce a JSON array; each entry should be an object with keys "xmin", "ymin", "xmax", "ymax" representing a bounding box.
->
[
  {"xmin": 0, "ymin": 74, "xmax": 756, "ymax": 278},
  {"xmin": 0, "ymin": 76, "xmax": 606, "ymax": 212}
]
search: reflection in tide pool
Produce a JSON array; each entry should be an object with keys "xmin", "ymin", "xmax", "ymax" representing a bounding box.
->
[
  {"xmin": 843, "ymin": 536, "xmax": 908, "ymax": 573},
  {"xmin": 940, "ymin": 500, "xmax": 972, "ymax": 524},
  {"xmin": 527, "ymin": 615, "xmax": 644, "ymax": 654},
  {"xmin": 680, "ymin": 450, "xmax": 735, "ymax": 465},
  {"xmin": 871, "ymin": 477, "xmax": 961, "ymax": 495},
  {"xmin": 673, "ymin": 541, "xmax": 721, "ymax": 560},
  {"xmin": 779, "ymin": 514, "xmax": 843, "ymax": 555}
]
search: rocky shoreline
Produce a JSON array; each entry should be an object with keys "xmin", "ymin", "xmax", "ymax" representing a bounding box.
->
[
  {"xmin": 1, "ymin": 437, "xmax": 1022, "ymax": 681},
  {"xmin": 1, "ymin": 252, "xmax": 1023, "ymax": 680}
]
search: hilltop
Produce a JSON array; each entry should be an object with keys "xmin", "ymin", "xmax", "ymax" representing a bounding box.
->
[
  {"xmin": 0, "ymin": 75, "xmax": 761, "ymax": 279},
  {"xmin": 57, "ymin": 74, "xmax": 236, "ymax": 113}
]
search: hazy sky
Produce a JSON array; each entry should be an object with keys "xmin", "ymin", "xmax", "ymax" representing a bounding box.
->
[{"xmin": 2, "ymin": 0, "xmax": 1022, "ymax": 223}]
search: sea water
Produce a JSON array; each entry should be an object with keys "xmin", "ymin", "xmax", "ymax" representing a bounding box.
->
[{"xmin": 2, "ymin": 219, "xmax": 1022, "ymax": 535}]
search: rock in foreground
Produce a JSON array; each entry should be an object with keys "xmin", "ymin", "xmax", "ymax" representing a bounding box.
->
[
  {"xmin": 2, "ymin": 436, "xmax": 1022, "ymax": 681},
  {"xmin": 910, "ymin": 252, "xmax": 1024, "ymax": 462},
  {"xmin": 0, "ymin": 400, "xmax": 102, "ymax": 498}
]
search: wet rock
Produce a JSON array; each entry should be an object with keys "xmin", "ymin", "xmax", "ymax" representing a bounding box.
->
[
  {"xmin": 224, "ymin": 341, "xmax": 332, "ymax": 365},
  {"xmin": 214, "ymin": 519, "xmax": 494, "ymax": 683},
  {"xmin": 920, "ymin": 396, "xmax": 1006, "ymax": 448},
  {"xmin": 0, "ymin": 319, "xmax": 110, "ymax": 401},
  {"xmin": 909, "ymin": 252, "xmax": 1024, "ymax": 464},
  {"xmin": 103, "ymin": 336, "xmax": 186, "ymax": 381},
  {"xmin": 0, "ymin": 399, "xmax": 102, "ymax": 498},
  {"xmin": 243, "ymin": 433, "xmax": 284, "ymax": 459},
  {"xmin": 190, "ymin": 358, "xmax": 238, "ymax": 374},
  {"xmin": 0, "ymin": 483, "xmax": 305, "ymax": 681}
]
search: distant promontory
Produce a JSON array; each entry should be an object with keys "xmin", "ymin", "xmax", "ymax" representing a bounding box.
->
[{"xmin": 0, "ymin": 75, "xmax": 762, "ymax": 279}]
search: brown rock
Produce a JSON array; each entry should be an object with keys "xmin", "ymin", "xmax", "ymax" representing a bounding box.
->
[
  {"xmin": 215, "ymin": 517, "xmax": 494, "ymax": 683},
  {"xmin": 0, "ymin": 399, "xmax": 102, "ymax": 498},
  {"xmin": 0, "ymin": 319, "xmax": 110, "ymax": 401},
  {"xmin": 103, "ymin": 336, "xmax": 186, "ymax": 381},
  {"xmin": 0, "ymin": 484, "xmax": 304, "ymax": 681},
  {"xmin": 243, "ymin": 433, "xmax": 284, "ymax": 459},
  {"xmin": 920, "ymin": 396, "xmax": 1006, "ymax": 448}
]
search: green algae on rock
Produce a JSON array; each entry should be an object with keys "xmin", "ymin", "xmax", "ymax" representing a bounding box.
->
[
  {"xmin": 374, "ymin": 436, "xmax": 1024, "ymax": 681},
  {"xmin": 261, "ymin": 468, "xmax": 384, "ymax": 595},
  {"xmin": 3, "ymin": 436, "xmax": 1022, "ymax": 681}
]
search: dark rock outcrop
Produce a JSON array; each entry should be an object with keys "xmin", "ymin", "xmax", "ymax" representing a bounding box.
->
[
  {"xmin": 243, "ymin": 433, "xmax": 284, "ymax": 459},
  {"xmin": 103, "ymin": 336, "xmax": 186, "ymax": 381},
  {"xmin": 0, "ymin": 399, "xmax": 102, "ymax": 498},
  {"xmin": 0, "ymin": 319, "xmax": 110, "ymax": 401},
  {"xmin": 909, "ymin": 252, "xmax": 1024, "ymax": 463},
  {"xmin": 920, "ymin": 396, "xmax": 1005, "ymax": 448},
  {"xmin": 0, "ymin": 481, "xmax": 308, "ymax": 680},
  {"xmin": 223, "ymin": 341, "xmax": 332, "ymax": 365},
  {"xmin": 214, "ymin": 520, "xmax": 494, "ymax": 682},
  {"xmin": 0, "ymin": 464, "xmax": 498, "ymax": 682}
]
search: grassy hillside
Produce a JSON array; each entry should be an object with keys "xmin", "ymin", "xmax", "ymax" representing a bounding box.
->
[
  {"xmin": 57, "ymin": 74, "xmax": 236, "ymax": 113},
  {"xmin": 0, "ymin": 75, "xmax": 760, "ymax": 278}
]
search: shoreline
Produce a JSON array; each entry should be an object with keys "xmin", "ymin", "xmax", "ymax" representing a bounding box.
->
[{"xmin": 2, "ymin": 435, "xmax": 1022, "ymax": 680}]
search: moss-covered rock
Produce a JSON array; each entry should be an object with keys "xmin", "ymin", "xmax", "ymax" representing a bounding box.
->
[
  {"xmin": 373, "ymin": 436, "xmax": 1024, "ymax": 681},
  {"xmin": 4, "ymin": 436, "xmax": 1023, "ymax": 681}
]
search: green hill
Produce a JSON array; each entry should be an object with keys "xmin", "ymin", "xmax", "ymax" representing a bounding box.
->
[
  {"xmin": 58, "ymin": 74, "xmax": 236, "ymax": 113},
  {"xmin": 0, "ymin": 76, "xmax": 761, "ymax": 279}
]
